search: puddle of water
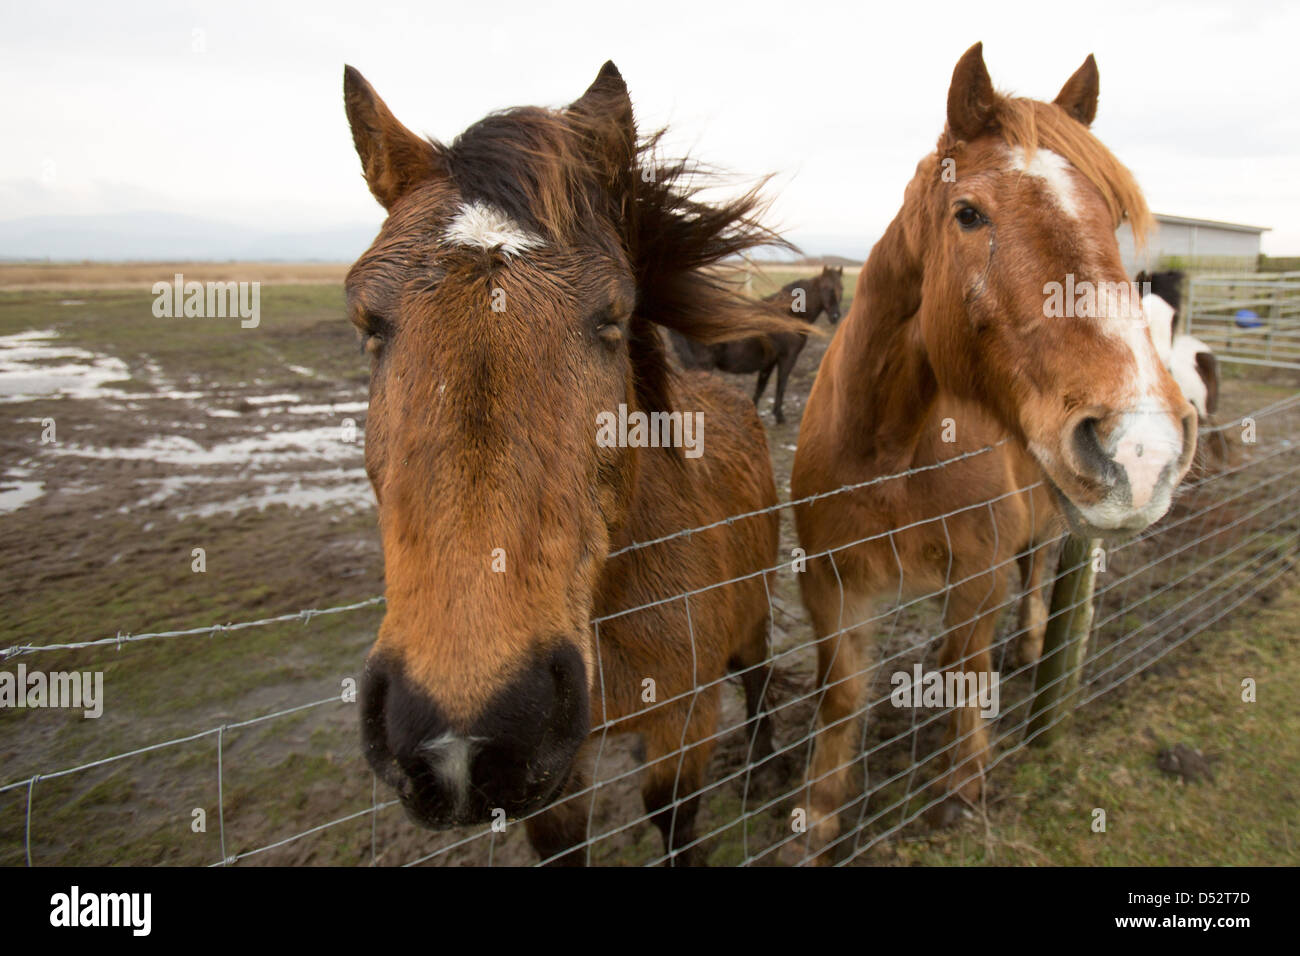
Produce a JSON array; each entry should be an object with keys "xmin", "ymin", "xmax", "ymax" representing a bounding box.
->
[
  {"xmin": 1, "ymin": 331, "xmax": 371, "ymax": 518},
  {"xmin": 171, "ymin": 468, "xmax": 371, "ymax": 519},
  {"xmin": 288, "ymin": 401, "xmax": 368, "ymax": 416},
  {"xmin": 0, "ymin": 330, "xmax": 132, "ymax": 402},
  {"xmin": 0, "ymin": 467, "xmax": 45, "ymax": 514},
  {"xmin": 0, "ymin": 329, "xmax": 205, "ymax": 403},
  {"xmin": 52, "ymin": 426, "xmax": 362, "ymax": 467}
]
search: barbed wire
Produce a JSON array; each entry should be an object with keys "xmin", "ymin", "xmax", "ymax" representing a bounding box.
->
[{"xmin": 0, "ymin": 597, "xmax": 387, "ymax": 662}]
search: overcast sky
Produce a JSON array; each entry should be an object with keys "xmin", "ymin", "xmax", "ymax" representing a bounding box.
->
[{"xmin": 3, "ymin": 0, "xmax": 1297, "ymax": 256}]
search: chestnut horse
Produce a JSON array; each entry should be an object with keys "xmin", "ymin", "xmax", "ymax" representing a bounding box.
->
[
  {"xmin": 788, "ymin": 44, "xmax": 1196, "ymax": 862},
  {"xmin": 344, "ymin": 62, "xmax": 798, "ymax": 865}
]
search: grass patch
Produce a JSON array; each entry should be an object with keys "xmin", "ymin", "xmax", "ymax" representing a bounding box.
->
[{"xmin": 879, "ymin": 583, "xmax": 1300, "ymax": 865}]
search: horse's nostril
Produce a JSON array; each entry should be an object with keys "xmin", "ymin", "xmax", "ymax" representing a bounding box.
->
[
  {"xmin": 1067, "ymin": 415, "xmax": 1120, "ymax": 487},
  {"xmin": 359, "ymin": 653, "xmax": 423, "ymax": 795},
  {"xmin": 359, "ymin": 656, "xmax": 390, "ymax": 759},
  {"xmin": 359, "ymin": 643, "xmax": 590, "ymax": 828}
]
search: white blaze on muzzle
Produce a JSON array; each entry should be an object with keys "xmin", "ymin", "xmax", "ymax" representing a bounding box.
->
[
  {"xmin": 417, "ymin": 731, "xmax": 483, "ymax": 815},
  {"xmin": 1102, "ymin": 285, "xmax": 1185, "ymax": 513},
  {"xmin": 1110, "ymin": 400, "xmax": 1183, "ymax": 510}
]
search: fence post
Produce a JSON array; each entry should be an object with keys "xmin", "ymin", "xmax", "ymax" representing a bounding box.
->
[{"xmin": 1027, "ymin": 534, "xmax": 1102, "ymax": 746}]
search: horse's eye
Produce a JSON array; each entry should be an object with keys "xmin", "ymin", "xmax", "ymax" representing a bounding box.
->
[
  {"xmin": 955, "ymin": 205, "xmax": 985, "ymax": 230},
  {"xmin": 595, "ymin": 321, "xmax": 624, "ymax": 347},
  {"xmin": 591, "ymin": 307, "xmax": 628, "ymax": 347},
  {"xmin": 353, "ymin": 309, "xmax": 389, "ymax": 357}
]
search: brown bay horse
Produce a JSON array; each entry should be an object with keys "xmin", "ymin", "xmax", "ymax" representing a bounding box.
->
[
  {"xmin": 788, "ymin": 44, "xmax": 1196, "ymax": 862},
  {"xmin": 343, "ymin": 62, "xmax": 799, "ymax": 865},
  {"xmin": 672, "ymin": 266, "xmax": 843, "ymax": 423}
]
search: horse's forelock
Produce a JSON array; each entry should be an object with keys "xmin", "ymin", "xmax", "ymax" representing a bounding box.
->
[
  {"xmin": 445, "ymin": 107, "xmax": 614, "ymax": 246},
  {"xmin": 411, "ymin": 103, "xmax": 801, "ymax": 416},
  {"xmin": 939, "ymin": 95, "xmax": 1151, "ymax": 247},
  {"xmin": 432, "ymin": 100, "xmax": 799, "ymax": 327}
]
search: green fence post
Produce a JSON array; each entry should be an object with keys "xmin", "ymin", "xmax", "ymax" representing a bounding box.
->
[{"xmin": 1028, "ymin": 534, "xmax": 1102, "ymax": 746}]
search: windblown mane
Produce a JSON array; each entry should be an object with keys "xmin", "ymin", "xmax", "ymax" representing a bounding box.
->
[
  {"xmin": 941, "ymin": 95, "xmax": 1152, "ymax": 246},
  {"xmin": 430, "ymin": 103, "xmax": 798, "ymax": 413}
]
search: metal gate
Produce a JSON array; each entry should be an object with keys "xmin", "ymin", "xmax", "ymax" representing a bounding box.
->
[{"xmin": 1186, "ymin": 271, "xmax": 1300, "ymax": 370}]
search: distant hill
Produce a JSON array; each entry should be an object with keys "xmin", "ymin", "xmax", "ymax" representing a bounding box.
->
[
  {"xmin": 0, "ymin": 211, "xmax": 874, "ymax": 265},
  {"xmin": 0, "ymin": 211, "xmax": 377, "ymax": 262},
  {"xmin": 747, "ymin": 234, "xmax": 874, "ymax": 264},
  {"xmin": 792, "ymin": 253, "xmax": 863, "ymax": 268}
]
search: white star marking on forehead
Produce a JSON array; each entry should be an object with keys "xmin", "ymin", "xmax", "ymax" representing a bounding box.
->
[
  {"xmin": 443, "ymin": 201, "xmax": 545, "ymax": 257},
  {"xmin": 1007, "ymin": 146, "xmax": 1079, "ymax": 219}
]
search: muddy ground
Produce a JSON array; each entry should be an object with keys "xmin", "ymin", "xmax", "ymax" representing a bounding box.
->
[{"xmin": 1, "ymin": 274, "xmax": 1296, "ymax": 866}]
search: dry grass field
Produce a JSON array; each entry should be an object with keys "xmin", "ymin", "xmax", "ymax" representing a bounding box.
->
[{"xmin": 0, "ymin": 261, "xmax": 351, "ymax": 291}]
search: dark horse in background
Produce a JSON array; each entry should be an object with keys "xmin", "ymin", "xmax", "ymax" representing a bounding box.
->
[{"xmin": 671, "ymin": 265, "xmax": 844, "ymax": 423}]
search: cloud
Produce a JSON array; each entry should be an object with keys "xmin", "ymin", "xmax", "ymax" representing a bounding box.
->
[{"xmin": 1, "ymin": 0, "xmax": 1295, "ymax": 257}]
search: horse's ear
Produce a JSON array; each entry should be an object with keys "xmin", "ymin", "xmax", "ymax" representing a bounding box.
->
[
  {"xmin": 569, "ymin": 61, "xmax": 636, "ymax": 185},
  {"xmin": 344, "ymin": 65, "xmax": 444, "ymax": 210},
  {"xmin": 946, "ymin": 42, "xmax": 996, "ymax": 142},
  {"xmin": 1054, "ymin": 54, "xmax": 1099, "ymax": 126},
  {"xmin": 571, "ymin": 61, "xmax": 632, "ymax": 124}
]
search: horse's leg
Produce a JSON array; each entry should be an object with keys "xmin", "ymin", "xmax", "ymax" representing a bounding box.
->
[
  {"xmin": 926, "ymin": 569, "xmax": 1007, "ymax": 826},
  {"xmin": 772, "ymin": 337, "xmax": 807, "ymax": 425},
  {"xmin": 1014, "ymin": 543, "xmax": 1049, "ymax": 667},
  {"xmin": 525, "ymin": 750, "xmax": 594, "ymax": 866},
  {"xmin": 785, "ymin": 569, "xmax": 872, "ymax": 865},
  {"xmin": 730, "ymin": 610, "xmax": 775, "ymax": 767},
  {"xmin": 641, "ymin": 688, "xmax": 720, "ymax": 866},
  {"xmin": 753, "ymin": 360, "xmax": 776, "ymax": 407}
]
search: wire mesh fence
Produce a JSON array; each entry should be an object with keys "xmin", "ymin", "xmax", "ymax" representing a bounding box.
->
[{"xmin": 2, "ymin": 385, "xmax": 1298, "ymax": 867}]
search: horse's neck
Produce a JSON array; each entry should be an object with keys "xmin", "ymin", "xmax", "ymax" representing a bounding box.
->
[
  {"xmin": 789, "ymin": 281, "xmax": 824, "ymax": 324},
  {"xmin": 766, "ymin": 281, "xmax": 816, "ymax": 324},
  {"xmin": 826, "ymin": 221, "xmax": 938, "ymax": 468},
  {"xmin": 804, "ymin": 284, "xmax": 827, "ymax": 323},
  {"xmin": 835, "ymin": 315, "xmax": 936, "ymax": 466}
]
